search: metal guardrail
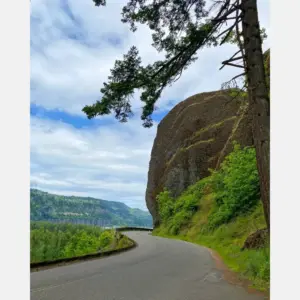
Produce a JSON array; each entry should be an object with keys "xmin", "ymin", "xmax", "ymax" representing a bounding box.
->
[
  {"xmin": 115, "ymin": 226, "xmax": 153, "ymax": 232},
  {"xmin": 33, "ymin": 220, "xmax": 153, "ymax": 229}
]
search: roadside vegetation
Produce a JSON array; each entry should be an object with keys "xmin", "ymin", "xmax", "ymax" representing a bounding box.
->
[
  {"xmin": 30, "ymin": 222, "xmax": 133, "ymax": 263},
  {"xmin": 153, "ymin": 143, "xmax": 269, "ymax": 291}
]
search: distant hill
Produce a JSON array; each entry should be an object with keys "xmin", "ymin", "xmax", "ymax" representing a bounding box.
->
[{"xmin": 30, "ymin": 189, "xmax": 153, "ymax": 227}]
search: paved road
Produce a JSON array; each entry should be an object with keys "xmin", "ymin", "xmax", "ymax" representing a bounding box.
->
[{"xmin": 31, "ymin": 231, "xmax": 266, "ymax": 300}]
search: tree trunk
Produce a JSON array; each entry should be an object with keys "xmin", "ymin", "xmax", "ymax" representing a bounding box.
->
[{"xmin": 241, "ymin": 0, "xmax": 270, "ymax": 231}]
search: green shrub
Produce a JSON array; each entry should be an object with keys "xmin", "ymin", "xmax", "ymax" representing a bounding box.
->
[
  {"xmin": 157, "ymin": 143, "xmax": 260, "ymax": 232},
  {"xmin": 30, "ymin": 222, "xmax": 120, "ymax": 263},
  {"xmin": 156, "ymin": 189, "xmax": 175, "ymax": 223},
  {"xmin": 117, "ymin": 235, "xmax": 133, "ymax": 249},
  {"xmin": 157, "ymin": 178, "xmax": 210, "ymax": 232},
  {"xmin": 208, "ymin": 143, "xmax": 260, "ymax": 228},
  {"xmin": 99, "ymin": 230, "xmax": 114, "ymax": 249}
]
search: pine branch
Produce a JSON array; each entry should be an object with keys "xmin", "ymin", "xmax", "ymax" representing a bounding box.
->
[{"xmin": 150, "ymin": 1, "xmax": 240, "ymax": 81}]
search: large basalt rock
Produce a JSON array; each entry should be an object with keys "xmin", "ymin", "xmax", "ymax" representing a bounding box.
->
[{"xmin": 146, "ymin": 90, "xmax": 253, "ymax": 226}]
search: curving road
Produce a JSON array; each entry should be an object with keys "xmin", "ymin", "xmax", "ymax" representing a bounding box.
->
[{"xmin": 31, "ymin": 231, "xmax": 267, "ymax": 300}]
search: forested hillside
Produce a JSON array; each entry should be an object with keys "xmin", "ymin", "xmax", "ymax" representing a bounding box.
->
[{"xmin": 30, "ymin": 189, "xmax": 152, "ymax": 227}]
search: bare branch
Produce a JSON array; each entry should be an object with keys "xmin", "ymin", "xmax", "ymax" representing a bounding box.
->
[
  {"xmin": 230, "ymin": 72, "xmax": 246, "ymax": 81},
  {"xmin": 223, "ymin": 16, "xmax": 239, "ymax": 20},
  {"xmin": 221, "ymin": 62, "xmax": 244, "ymax": 69},
  {"xmin": 219, "ymin": 49, "xmax": 241, "ymax": 71},
  {"xmin": 231, "ymin": 49, "xmax": 242, "ymax": 58},
  {"xmin": 221, "ymin": 55, "xmax": 243, "ymax": 65},
  {"xmin": 220, "ymin": 61, "xmax": 244, "ymax": 70}
]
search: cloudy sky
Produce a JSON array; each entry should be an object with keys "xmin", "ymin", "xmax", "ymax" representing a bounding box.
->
[{"xmin": 30, "ymin": 0, "xmax": 270, "ymax": 210}]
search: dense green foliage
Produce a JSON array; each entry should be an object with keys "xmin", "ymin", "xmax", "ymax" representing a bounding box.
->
[
  {"xmin": 30, "ymin": 189, "xmax": 152, "ymax": 227},
  {"xmin": 30, "ymin": 222, "xmax": 133, "ymax": 263},
  {"xmin": 155, "ymin": 144, "xmax": 269, "ymax": 290},
  {"xmin": 207, "ymin": 143, "xmax": 260, "ymax": 228},
  {"xmin": 157, "ymin": 178, "xmax": 209, "ymax": 235},
  {"xmin": 157, "ymin": 144, "xmax": 260, "ymax": 233}
]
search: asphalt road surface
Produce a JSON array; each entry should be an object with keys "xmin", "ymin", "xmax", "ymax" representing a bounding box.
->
[{"xmin": 31, "ymin": 231, "xmax": 266, "ymax": 300}]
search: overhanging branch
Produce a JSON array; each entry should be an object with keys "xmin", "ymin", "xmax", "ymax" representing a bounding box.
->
[{"xmin": 149, "ymin": 0, "xmax": 240, "ymax": 81}]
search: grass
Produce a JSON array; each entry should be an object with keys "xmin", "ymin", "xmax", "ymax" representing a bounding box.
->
[
  {"xmin": 166, "ymin": 138, "xmax": 215, "ymax": 167},
  {"xmin": 154, "ymin": 198, "xmax": 269, "ymax": 291},
  {"xmin": 193, "ymin": 116, "xmax": 237, "ymax": 138},
  {"xmin": 184, "ymin": 138, "xmax": 215, "ymax": 151}
]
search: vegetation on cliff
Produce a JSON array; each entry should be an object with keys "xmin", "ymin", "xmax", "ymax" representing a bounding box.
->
[
  {"xmin": 153, "ymin": 143, "xmax": 269, "ymax": 290},
  {"xmin": 30, "ymin": 189, "xmax": 152, "ymax": 227},
  {"xmin": 30, "ymin": 222, "xmax": 133, "ymax": 263}
]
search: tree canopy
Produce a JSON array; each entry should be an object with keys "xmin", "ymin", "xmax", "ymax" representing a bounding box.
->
[{"xmin": 83, "ymin": 0, "xmax": 249, "ymax": 127}]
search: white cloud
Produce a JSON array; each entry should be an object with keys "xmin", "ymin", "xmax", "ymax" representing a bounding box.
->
[
  {"xmin": 31, "ymin": 0, "xmax": 270, "ymax": 115},
  {"xmin": 30, "ymin": 0, "xmax": 270, "ymax": 210},
  {"xmin": 30, "ymin": 116, "xmax": 157, "ymax": 209}
]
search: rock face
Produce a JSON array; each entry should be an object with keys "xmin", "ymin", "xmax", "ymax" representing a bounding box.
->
[{"xmin": 146, "ymin": 90, "xmax": 253, "ymax": 226}]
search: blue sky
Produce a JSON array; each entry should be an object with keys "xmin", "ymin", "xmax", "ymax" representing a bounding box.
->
[{"xmin": 30, "ymin": 0, "xmax": 270, "ymax": 210}]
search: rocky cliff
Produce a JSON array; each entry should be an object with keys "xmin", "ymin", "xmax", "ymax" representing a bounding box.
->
[{"xmin": 146, "ymin": 90, "xmax": 253, "ymax": 226}]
